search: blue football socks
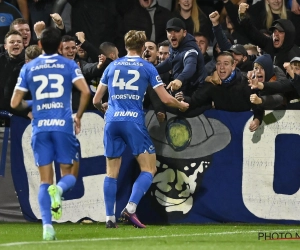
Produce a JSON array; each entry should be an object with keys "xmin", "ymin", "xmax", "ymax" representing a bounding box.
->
[
  {"xmin": 104, "ymin": 176, "xmax": 117, "ymax": 217},
  {"xmin": 57, "ymin": 174, "xmax": 76, "ymax": 194},
  {"xmin": 129, "ymin": 171, "xmax": 153, "ymax": 208},
  {"xmin": 38, "ymin": 183, "xmax": 52, "ymax": 225}
]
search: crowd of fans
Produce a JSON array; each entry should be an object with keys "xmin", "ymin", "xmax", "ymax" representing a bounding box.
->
[{"xmin": 1, "ymin": 0, "xmax": 300, "ymax": 132}]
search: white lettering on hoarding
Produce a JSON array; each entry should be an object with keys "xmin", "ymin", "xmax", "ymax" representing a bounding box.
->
[{"xmin": 242, "ymin": 110, "xmax": 300, "ymax": 220}]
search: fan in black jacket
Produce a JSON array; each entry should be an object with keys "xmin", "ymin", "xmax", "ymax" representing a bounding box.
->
[
  {"xmin": 177, "ymin": 52, "xmax": 264, "ymax": 132},
  {"xmin": 223, "ymin": 0, "xmax": 300, "ymax": 46},
  {"xmin": 0, "ymin": 30, "xmax": 30, "ymax": 119},
  {"xmin": 238, "ymin": 3, "xmax": 300, "ymax": 72}
]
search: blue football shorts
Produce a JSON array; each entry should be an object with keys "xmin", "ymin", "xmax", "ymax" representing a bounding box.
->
[
  {"xmin": 31, "ymin": 131, "xmax": 80, "ymax": 167},
  {"xmin": 104, "ymin": 121, "xmax": 156, "ymax": 157}
]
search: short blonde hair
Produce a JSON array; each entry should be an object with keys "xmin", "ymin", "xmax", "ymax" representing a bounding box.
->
[
  {"xmin": 244, "ymin": 44, "xmax": 258, "ymax": 55},
  {"xmin": 25, "ymin": 45, "xmax": 42, "ymax": 61},
  {"xmin": 124, "ymin": 30, "xmax": 147, "ymax": 53}
]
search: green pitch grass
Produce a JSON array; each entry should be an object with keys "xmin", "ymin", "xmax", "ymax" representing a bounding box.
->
[{"xmin": 0, "ymin": 222, "xmax": 300, "ymax": 250}]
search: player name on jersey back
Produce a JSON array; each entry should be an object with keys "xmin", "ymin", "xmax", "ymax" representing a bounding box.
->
[
  {"xmin": 30, "ymin": 63, "xmax": 65, "ymax": 71},
  {"xmin": 111, "ymin": 94, "xmax": 140, "ymax": 100},
  {"xmin": 16, "ymin": 54, "xmax": 82, "ymax": 135},
  {"xmin": 37, "ymin": 102, "xmax": 64, "ymax": 111},
  {"xmin": 102, "ymin": 56, "xmax": 163, "ymax": 125}
]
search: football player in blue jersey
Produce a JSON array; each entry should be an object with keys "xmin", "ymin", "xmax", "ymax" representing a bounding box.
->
[
  {"xmin": 93, "ymin": 30, "xmax": 189, "ymax": 228},
  {"xmin": 10, "ymin": 27, "xmax": 90, "ymax": 240}
]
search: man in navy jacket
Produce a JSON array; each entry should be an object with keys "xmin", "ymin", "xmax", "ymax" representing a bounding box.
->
[{"xmin": 156, "ymin": 17, "xmax": 207, "ymax": 97}]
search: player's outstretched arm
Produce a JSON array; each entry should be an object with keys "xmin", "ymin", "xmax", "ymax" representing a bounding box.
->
[
  {"xmin": 154, "ymin": 85, "xmax": 189, "ymax": 111},
  {"xmin": 10, "ymin": 89, "xmax": 28, "ymax": 110},
  {"xmin": 73, "ymin": 78, "xmax": 91, "ymax": 134},
  {"xmin": 93, "ymin": 83, "xmax": 108, "ymax": 113}
]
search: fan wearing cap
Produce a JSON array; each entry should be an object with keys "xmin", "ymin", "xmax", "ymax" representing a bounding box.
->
[
  {"xmin": 270, "ymin": 23, "xmax": 285, "ymax": 49},
  {"xmin": 283, "ymin": 57, "xmax": 300, "ymax": 109},
  {"xmin": 223, "ymin": 0, "xmax": 300, "ymax": 47},
  {"xmin": 248, "ymin": 55, "xmax": 300, "ymax": 110},
  {"xmin": 156, "ymin": 17, "xmax": 206, "ymax": 97},
  {"xmin": 228, "ymin": 44, "xmax": 254, "ymax": 74},
  {"xmin": 228, "ymin": 45, "xmax": 247, "ymax": 61},
  {"xmin": 238, "ymin": 3, "xmax": 300, "ymax": 72},
  {"xmin": 278, "ymin": 57, "xmax": 300, "ymax": 109},
  {"xmin": 284, "ymin": 57, "xmax": 300, "ymax": 80}
]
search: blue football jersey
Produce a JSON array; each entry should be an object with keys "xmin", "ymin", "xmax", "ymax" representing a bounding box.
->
[
  {"xmin": 100, "ymin": 56, "xmax": 163, "ymax": 124},
  {"xmin": 15, "ymin": 54, "xmax": 84, "ymax": 135}
]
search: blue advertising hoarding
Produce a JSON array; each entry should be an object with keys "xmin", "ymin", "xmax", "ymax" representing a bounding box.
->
[{"xmin": 9, "ymin": 110, "xmax": 300, "ymax": 224}]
